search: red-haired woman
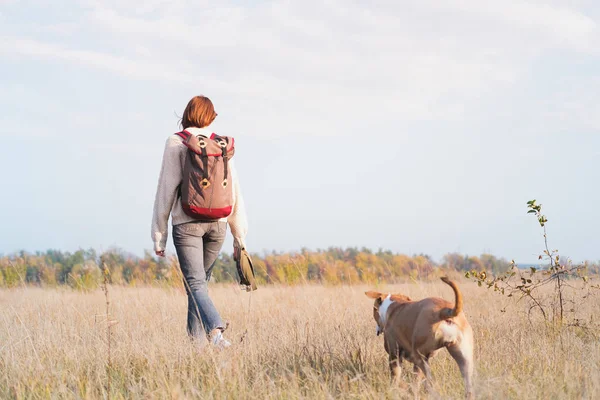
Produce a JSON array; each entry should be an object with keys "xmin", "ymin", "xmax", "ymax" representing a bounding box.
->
[{"xmin": 151, "ymin": 96, "xmax": 247, "ymax": 348}]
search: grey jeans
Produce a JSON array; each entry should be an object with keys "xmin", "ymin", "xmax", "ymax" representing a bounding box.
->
[{"xmin": 173, "ymin": 221, "xmax": 227, "ymax": 339}]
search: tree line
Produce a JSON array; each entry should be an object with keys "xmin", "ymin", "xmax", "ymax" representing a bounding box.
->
[{"xmin": 1, "ymin": 247, "xmax": 597, "ymax": 290}]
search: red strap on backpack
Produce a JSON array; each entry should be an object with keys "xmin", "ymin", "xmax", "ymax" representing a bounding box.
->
[
  {"xmin": 175, "ymin": 130, "xmax": 191, "ymax": 140},
  {"xmin": 176, "ymin": 130, "xmax": 221, "ymax": 141}
]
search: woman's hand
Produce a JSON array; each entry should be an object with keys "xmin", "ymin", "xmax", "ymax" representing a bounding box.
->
[
  {"xmin": 233, "ymin": 238, "xmax": 245, "ymax": 261},
  {"xmin": 233, "ymin": 245, "xmax": 242, "ymax": 262},
  {"xmin": 155, "ymin": 250, "xmax": 165, "ymax": 257}
]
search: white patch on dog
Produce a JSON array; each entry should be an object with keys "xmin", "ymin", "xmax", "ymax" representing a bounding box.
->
[
  {"xmin": 378, "ymin": 294, "xmax": 393, "ymax": 327},
  {"xmin": 438, "ymin": 319, "xmax": 460, "ymax": 344}
]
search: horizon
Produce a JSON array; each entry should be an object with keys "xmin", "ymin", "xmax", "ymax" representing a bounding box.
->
[
  {"xmin": 0, "ymin": 244, "xmax": 588, "ymax": 268},
  {"xmin": 2, "ymin": 1, "xmax": 599, "ymax": 264}
]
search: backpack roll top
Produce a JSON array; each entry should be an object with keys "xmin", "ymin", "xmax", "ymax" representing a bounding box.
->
[{"xmin": 175, "ymin": 130, "xmax": 236, "ymax": 220}]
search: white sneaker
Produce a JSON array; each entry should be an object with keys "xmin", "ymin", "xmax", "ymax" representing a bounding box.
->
[{"xmin": 210, "ymin": 330, "xmax": 232, "ymax": 349}]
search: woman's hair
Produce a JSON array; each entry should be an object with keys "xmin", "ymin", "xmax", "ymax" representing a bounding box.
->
[{"xmin": 180, "ymin": 96, "xmax": 217, "ymax": 129}]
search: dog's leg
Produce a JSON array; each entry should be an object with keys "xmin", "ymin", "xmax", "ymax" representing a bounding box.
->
[
  {"xmin": 447, "ymin": 339, "xmax": 474, "ymax": 400},
  {"xmin": 385, "ymin": 339, "xmax": 405, "ymax": 383},
  {"xmin": 413, "ymin": 355, "xmax": 433, "ymax": 393},
  {"xmin": 389, "ymin": 353, "xmax": 403, "ymax": 382},
  {"xmin": 388, "ymin": 347, "xmax": 410, "ymax": 389}
]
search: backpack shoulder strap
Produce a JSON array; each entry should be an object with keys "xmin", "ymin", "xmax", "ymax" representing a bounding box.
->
[{"xmin": 175, "ymin": 130, "xmax": 191, "ymax": 140}]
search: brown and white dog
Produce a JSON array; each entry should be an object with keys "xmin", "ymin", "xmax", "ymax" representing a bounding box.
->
[{"xmin": 366, "ymin": 277, "xmax": 474, "ymax": 399}]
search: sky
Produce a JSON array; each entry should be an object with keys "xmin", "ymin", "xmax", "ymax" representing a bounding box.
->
[{"xmin": 1, "ymin": 0, "xmax": 599, "ymax": 264}]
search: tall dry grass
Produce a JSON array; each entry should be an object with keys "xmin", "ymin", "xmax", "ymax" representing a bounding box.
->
[{"xmin": 1, "ymin": 281, "xmax": 598, "ymax": 399}]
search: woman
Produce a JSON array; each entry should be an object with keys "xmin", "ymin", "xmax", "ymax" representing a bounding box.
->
[{"xmin": 151, "ymin": 95, "xmax": 248, "ymax": 348}]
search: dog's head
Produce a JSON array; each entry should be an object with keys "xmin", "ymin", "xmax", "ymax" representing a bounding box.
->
[
  {"xmin": 365, "ymin": 291, "xmax": 412, "ymax": 336},
  {"xmin": 365, "ymin": 291, "xmax": 387, "ymax": 336}
]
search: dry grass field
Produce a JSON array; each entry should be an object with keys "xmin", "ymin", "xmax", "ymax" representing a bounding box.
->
[{"xmin": 1, "ymin": 280, "xmax": 599, "ymax": 399}]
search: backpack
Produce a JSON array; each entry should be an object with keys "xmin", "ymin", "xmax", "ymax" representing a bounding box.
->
[{"xmin": 175, "ymin": 130, "xmax": 235, "ymax": 220}]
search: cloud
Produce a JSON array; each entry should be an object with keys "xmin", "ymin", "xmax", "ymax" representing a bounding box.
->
[
  {"xmin": 77, "ymin": 2, "xmax": 519, "ymax": 119},
  {"xmin": 0, "ymin": 36, "xmax": 227, "ymax": 87},
  {"xmin": 2, "ymin": 0, "xmax": 600, "ymax": 137},
  {"xmin": 443, "ymin": 0, "xmax": 597, "ymax": 50}
]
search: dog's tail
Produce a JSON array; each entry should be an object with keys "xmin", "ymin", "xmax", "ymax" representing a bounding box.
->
[{"xmin": 440, "ymin": 277, "xmax": 463, "ymax": 318}]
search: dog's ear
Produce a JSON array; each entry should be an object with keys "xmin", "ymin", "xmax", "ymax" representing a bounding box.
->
[{"xmin": 365, "ymin": 291, "xmax": 382, "ymax": 299}]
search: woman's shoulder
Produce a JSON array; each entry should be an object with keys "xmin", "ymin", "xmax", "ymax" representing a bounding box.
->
[{"xmin": 165, "ymin": 133, "xmax": 186, "ymax": 146}]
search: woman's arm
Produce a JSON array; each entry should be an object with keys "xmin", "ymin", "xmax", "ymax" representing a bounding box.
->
[
  {"xmin": 151, "ymin": 136, "xmax": 183, "ymax": 254},
  {"xmin": 227, "ymin": 160, "xmax": 248, "ymax": 253}
]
